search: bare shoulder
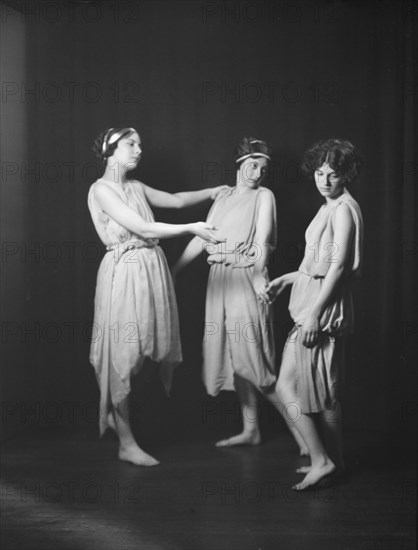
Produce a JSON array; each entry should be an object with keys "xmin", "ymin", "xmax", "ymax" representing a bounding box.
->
[
  {"xmin": 335, "ymin": 201, "xmax": 354, "ymax": 218},
  {"xmin": 132, "ymin": 179, "xmax": 146, "ymax": 188},
  {"xmin": 215, "ymin": 186, "xmax": 232, "ymax": 201},
  {"xmin": 92, "ymin": 180, "xmax": 121, "ymax": 204},
  {"xmin": 94, "ymin": 180, "xmax": 114, "ymax": 195},
  {"xmin": 258, "ymin": 187, "xmax": 276, "ymax": 205},
  {"xmin": 334, "ymin": 202, "xmax": 355, "ymax": 229}
]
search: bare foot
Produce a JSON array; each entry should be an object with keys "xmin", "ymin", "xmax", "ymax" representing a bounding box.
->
[
  {"xmin": 296, "ymin": 466, "xmax": 311, "ymax": 474},
  {"xmin": 292, "ymin": 460, "xmax": 336, "ymax": 491},
  {"xmin": 296, "ymin": 464, "xmax": 346, "ymax": 475},
  {"xmin": 215, "ymin": 431, "xmax": 261, "ymax": 447},
  {"xmin": 118, "ymin": 444, "xmax": 160, "ymax": 466}
]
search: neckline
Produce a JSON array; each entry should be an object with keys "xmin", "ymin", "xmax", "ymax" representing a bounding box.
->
[
  {"xmin": 98, "ymin": 177, "xmax": 129, "ymax": 184},
  {"xmin": 231, "ymin": 185, "xmax": 259, "ymax": 196},
  {"xmin": 323, "ymin": 188, "xmax": 349, "ymax": 208},
  {"xmin": 98, "ymin": 178, "xmax": 133, "ymax": 191}
]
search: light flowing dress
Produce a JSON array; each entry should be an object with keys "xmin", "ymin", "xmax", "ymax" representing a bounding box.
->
[
  {"xmin": 282, "ymin": 189, "xmax": 363, "ymax": 413},
  {"xmin": 202, "ymin": 186, "xmax": 277, "ymax": 396},
  {"xmin": 88, "ymin": 179, "xmax": 182, "ymax": 435}
]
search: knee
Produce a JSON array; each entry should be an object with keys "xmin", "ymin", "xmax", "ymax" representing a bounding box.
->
[{"xmin": 276, "ymin": 377, "xmax": 291, "ymax": 403}]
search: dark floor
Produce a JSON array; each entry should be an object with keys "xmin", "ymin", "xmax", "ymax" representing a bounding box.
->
[{"xmin": 1, "ymin": 425, "xmax": 416, "ymax": 550}]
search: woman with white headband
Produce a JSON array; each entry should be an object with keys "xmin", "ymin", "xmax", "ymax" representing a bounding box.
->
[
  {"xmin": 172, "ymin": 137, "xmax": 307, "ymax": 452},
  {"xmin": 88, "ymin": 127, "xmax": 226, "ymax": 466}
]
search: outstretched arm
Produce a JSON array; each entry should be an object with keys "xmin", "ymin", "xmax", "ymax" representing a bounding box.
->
[
  {"xmin": 94, "ymin": 182, "xmax": 221, "ymax": 243},
  {"xmin": 143, "ymin": 184, "xmax": 229, "ymax": 209},
  {"xmin": 301, "ymin": 203, "xmax": 355, "ymax": 347},
  {"xmin": 171, "ymin": 236, "xmax": 205, "ymax": 281}
]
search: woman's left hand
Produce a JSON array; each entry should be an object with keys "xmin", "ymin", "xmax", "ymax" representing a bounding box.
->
[
  {"xmin": 253, "ymin": 271, "xmax": 270, "ymax": 304},
  {"xmin": 301, "ymin": 314, "xmax": 320, "ymax": 348},
  {"xmin": 210, "ymin": 185, "xmax": 230, "ymax": 200}
]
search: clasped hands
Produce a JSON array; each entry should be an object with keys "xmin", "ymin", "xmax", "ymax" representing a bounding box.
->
[{"xmin": 253, "ymin": 273, "xmax": 286, "ymax": 305}]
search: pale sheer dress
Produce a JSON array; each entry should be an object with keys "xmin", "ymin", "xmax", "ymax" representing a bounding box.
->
[
  {"xmin": 88, "ymin": 179, "xmax": 182, "ymax": 435},
  {"xmin": 202, "ymin": 187, "xmax": 277, "ymax": 396},
  {"xmin": 282, "ymin": 189, "xmax": 363, "ymax": 413}
]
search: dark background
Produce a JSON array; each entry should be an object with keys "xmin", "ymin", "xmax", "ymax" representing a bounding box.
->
[{"xmin": 1, "ymin": 0, "xmax": 416, "ymax": 445}]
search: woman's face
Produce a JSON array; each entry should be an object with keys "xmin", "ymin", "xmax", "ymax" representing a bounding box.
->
[
  {"xmin": 111, "ymin": 132, "xmax": 142, "ymax": 170},
  {"xmin": 314, "ymin": 162, "xmax": 344, "ymax": 199},
  {"xmin": 238, "ymin": 156, "xmax": 269, "ymax": 189}
]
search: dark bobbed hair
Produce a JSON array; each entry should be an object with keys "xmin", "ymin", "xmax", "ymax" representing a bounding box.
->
[
  {"xmin": 302, "ymin": 139, "xmax": 363, "ymax": 184},
  {"xmin": 92, "ymin": 127, "xmax": 137, "ymax": 167},
  {"xmin": 233, "ymin": 137, "xmax": 272, "ymax": 166}
]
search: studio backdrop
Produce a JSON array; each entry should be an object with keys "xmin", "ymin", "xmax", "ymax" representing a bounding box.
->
[{"xmin": 1, "ymin": 0, "xmax": 416, "ymax": 442}]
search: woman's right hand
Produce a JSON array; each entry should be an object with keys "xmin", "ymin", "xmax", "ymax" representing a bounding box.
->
[
  {"xmin": 267, "ymin": 276, "xmax": 288, "ymax": 302},
  {"xmin": 191, "ymin": 222, "xmax": 224, "ymax": 244}
]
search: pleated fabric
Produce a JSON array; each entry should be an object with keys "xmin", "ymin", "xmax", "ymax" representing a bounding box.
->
[
  {"xmin": 202, "ymin": 186, "xmax": 277, "ymax": 396},
  {"xmin": 88, "ymin": 179, "xmax": 182, "ymax": 435},
  {"xmin": 282, "ymin": 189, "xmax": 363, "ymax": 413}
]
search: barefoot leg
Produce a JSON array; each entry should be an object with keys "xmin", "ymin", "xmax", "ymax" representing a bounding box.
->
[
  {"xmin": 264, "ymin": 389, "xmax": 309, "ymax": 456},
  {"xmin": 292, "ymin": 455, "xmax": 336, "ymax": 490},
  {"xmin": 216, "ymin": 375, "xmax": 261, "ymax": 447},
  {"xmin": 289, "ymin": 424, "xmax": 310, "ymax": 457},
  {"xmin": 296, "ymin": 466, "xmax": 311, "ymax": 474},
  {"xmin": 107, "ymin": 411, "xmax": 116, "ymax": 432},
  {"xmin": 113, "ymin": 396, "xmax": 160, "ymax": 466},
  {"xmin": 280, "ymin": 410, "xmax": 335, "ymax": 490},
  {"xmin": 275, "ymin": 350, "xmax": 335, "ymax": 491},
  {"xmin": 319, "ymin": 402, "xmax": 345, "ymax": 472}
]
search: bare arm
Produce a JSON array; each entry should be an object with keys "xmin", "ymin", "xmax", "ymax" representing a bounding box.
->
[
  {"xmin": 252, "ymin": 190, "xmax": 276, "ymax": 303},
  {"xmin": 94, "ymin": 182, "xmax": 220, "ymax": 242},
  {"xmin": 171, "ymin": 236, "xmax": 205, "ymax": 281},
  {"xmin": 142, "ymin": 184, "xmax": 229, "ymax": 209},
  {"xmin": 301, "ymin": 203, "xmax": 355, "ymax": 347},
  {"xmin": 267, "ymin": 271, "xmax": 300, "ymax": 302}
]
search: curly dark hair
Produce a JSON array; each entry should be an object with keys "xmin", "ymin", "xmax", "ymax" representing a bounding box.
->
[
  {"xmin": 92, "ymin": 127, "xmax": 137, "ymax": 167},
  {"xmin": 301, "ymin": 139, "xmax": 363, "ymax": 184},
  {"xmin": 233, "ymin": 137, "xmax": 272, "ymax": 165}
]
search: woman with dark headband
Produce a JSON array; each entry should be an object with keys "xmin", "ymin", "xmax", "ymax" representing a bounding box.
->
[
  {"xmin": 268, "ymin": 138, "xmax": 364, "ymax": 490},
  {"xmin": 172, "ymin": 137, "xmax": 307, "ymax": 452},
  {"xmin": 88, "ymin": 127, "xmax": 226, "ymax": 466}
]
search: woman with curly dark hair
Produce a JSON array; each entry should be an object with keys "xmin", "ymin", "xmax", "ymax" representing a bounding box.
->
[
  {"xmin": 268, "ymin": 138, "xmax": 364, "ymax": 490},
  {"xmin": 88, "ymin": 127, "xmax": 226, "ymax": 466}
]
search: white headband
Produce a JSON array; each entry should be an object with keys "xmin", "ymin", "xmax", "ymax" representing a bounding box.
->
[
  {"xmin": 235, "ymin": 152, "xmax": 271, "ymax": 164},
  {"xmin": 102, "ymin": 127, "xmax": 136, "ymax": 155}
]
